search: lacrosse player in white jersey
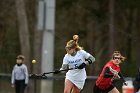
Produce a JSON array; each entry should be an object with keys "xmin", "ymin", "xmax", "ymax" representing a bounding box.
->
[{"xmin": 60, "ymin": 35, "xmax": 95, "ymax": 93}]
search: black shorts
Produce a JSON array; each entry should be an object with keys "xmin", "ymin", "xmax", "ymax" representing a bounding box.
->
[{"xmin": 93, "ymin": 84, "xmax": 114, "ymax": 93}]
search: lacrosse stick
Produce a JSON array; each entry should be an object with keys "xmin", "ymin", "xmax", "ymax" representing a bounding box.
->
[
  {"xmin": 29, "ymin": 68, "xmax": 76, "ymax": 78},
  {"xmin": 109, "ymin": 66, "xmax": 120, "ymax": 79}
]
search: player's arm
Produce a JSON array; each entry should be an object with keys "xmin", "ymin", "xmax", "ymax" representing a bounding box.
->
[
  {"xmin": 60, "ymin": 64, "xmax": 69, "ymax": 70},
  {"xmin": 85, "ymin": 55, "xmax": 95, "ymax": 65},
  {"xmin": 118, "ymin": 72, "xmax": 128, "ymax": 85},
  {"xmin": 104, "ymin": 67, "xmax": 114, "ymax": 78},
  {"xmin": 78, "ymin": 55, "xmax": 95, "ymax": 69},
  {"xmin": 118, "ymin": 72, "xmax": 125, "ymax": 82},
  {"xmin": 60, "ymin": 55, "xmax": 69, "ymax": 70}
]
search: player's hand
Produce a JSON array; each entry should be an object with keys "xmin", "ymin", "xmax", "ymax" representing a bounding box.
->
[
  {"xmin": 78, "ymin": 63, "xmax": 86, "ymax": 69},
  {"xmin": 123, "ymin": 82, "xmax": 128, "ymax": 86}
]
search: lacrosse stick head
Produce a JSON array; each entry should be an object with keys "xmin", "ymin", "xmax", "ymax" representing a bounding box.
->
[
  {"xmin": 29, "ymin": 73, "xmax": 47, "ymax": 79},
  {"xmin": 29, "ymin": 74, "xmax": 37, "ymax": 78}
]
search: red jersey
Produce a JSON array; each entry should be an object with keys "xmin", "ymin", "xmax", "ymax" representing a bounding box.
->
[{"xmin": 96, "ymin": 60, "xmax": 120, "ymax": 90}]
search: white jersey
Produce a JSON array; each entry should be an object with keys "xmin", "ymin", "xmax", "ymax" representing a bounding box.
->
[{"xmin": 62, "ymin": 50, "xmax": 93, "ymax": 89}]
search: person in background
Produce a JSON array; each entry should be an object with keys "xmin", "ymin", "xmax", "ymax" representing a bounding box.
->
[
  {"xmin": 93, "ymin": 51, "xmax": 127, "ymax": 93},
  {"xmin": 11, "ymin": 55, "xmax": 29, "ymax": 93},
  {"xmin": 60, "ymin": 35, "xmax": 95, "ymax": 93},
  {"xmin": 134, "ymin": 67, "xmax": 140, "ymax": 93}
]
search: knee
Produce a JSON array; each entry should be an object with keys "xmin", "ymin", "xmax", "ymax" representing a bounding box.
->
[
  {"xmin": 64, "ymin": 91, "xmax": 70, "ymax": 93},
  {"xmin": 64, "ymin": 89, "xmax": 70, "ymax": 93},
  {"xmin": 116, "ymin": 90, "xmax": 120, "ymax": 93}
]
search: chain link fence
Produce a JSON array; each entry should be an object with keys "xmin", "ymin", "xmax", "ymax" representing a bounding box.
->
[{"xmin": 0, "ymin": 73, "xmax": 134, "ymax": 93}]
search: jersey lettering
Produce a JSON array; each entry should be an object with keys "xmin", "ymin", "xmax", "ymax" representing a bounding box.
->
[{"xmin": 68, "ymin": 59, "xmax": 82, "ymax": 64}]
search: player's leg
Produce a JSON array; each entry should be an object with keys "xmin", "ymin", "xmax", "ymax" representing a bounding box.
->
[
  {"xmin": 93, "ymin": 84, "xmax": 102, "ymax": 93},
  {"xmin": 72, "ymin": 84, "xmax": 80, "ymax": 93},
  {"xmin": 64, "ymin": 79, "xmax": 74, "ymax": 93},
  {"xmin": 108, "ymin": 87, "xmax": 119, "ymax": 93}
]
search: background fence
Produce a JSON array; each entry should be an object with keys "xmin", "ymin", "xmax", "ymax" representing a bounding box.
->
[{"xmin": 0, "ymin": 73, "xmax": 134, "ymax": 93}]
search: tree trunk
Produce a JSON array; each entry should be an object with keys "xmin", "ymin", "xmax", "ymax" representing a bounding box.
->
[
  {"xmin": 15, "ymin": 0, "xmax": 32, "ymax": 93},
  {"xmin": 136, "ymin": 10, "xmax": 140, "ymax": 67},
  {"xmin": 32, "ymin": 29, "xmax": 42, "ymax": 93},
  {"xmin": 109, "ymin": 0, "xmax": 115, "ymax": 55},
  {"xmin": 126, "ymin": 8, "xmax": 134, "ymax": 63},
  {"xmin": 15, "ymin": 0, "xmax": 31, "ymax": 70}
]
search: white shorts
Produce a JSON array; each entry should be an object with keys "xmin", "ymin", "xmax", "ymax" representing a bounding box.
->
[{"xmin": 66, "ymin": 76, "xmax": 85, "ymax": 90}]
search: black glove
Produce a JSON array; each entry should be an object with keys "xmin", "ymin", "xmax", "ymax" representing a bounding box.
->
[
  {"xmin": 78, "ymin": 63, "xmax": 86, "ymax": 69},
  {"xmin": 54, "ymin": 69, "xmax": 61, "ymax": 74}
]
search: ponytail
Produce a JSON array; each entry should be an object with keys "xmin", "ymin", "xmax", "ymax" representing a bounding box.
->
[{"xmin": 67, "ymin": 35, "xmax": 83, "ymax": 51}]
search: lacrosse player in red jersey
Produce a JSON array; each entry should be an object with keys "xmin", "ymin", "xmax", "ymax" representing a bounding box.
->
[{"xmin": 93, "ymin": 51, "xmax": 127, "ymax": 93}]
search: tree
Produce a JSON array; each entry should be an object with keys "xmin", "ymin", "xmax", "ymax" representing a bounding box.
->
[
  {"xmin": 15, "ymin": 0, "xmax": 32, "ymax": 93},
  {"xmin": 15, "ymin": 0, "xmax": 31, "ymax": 70},
  {"xmin": 109, "ymin": 0, "xmax": 115, "ymax": 55}
]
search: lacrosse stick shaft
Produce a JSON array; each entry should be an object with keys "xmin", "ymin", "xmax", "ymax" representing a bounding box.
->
[
  {"xmin": 109, "ymin": 67, "xmax": 120, "ymax": 78},
  {"xmin": 29, "ymin": 68, "xmax": 77, "ymax": 78},
  {"xmin": 42, "ymin": 68, "xmax": 76, "ymax": 75},
  {"xmin": 43, "ymin": 71, "xmax": 56, "ymax": 74}
]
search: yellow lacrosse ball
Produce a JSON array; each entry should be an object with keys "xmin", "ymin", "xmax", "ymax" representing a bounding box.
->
[{"xmin": 32, "ymin": 60, "xmax": 36, "ymax": 64}]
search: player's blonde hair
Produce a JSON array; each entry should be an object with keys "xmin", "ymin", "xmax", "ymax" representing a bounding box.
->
[
  {"xmin": 66, "ymin": 35, "xmax": 83, "ymax": 51},
  {"xmin": 112, "ymin": 51, "xmax": 126, "ymax": 62}
]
